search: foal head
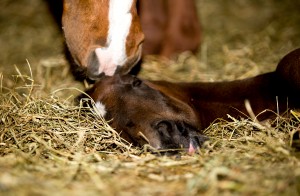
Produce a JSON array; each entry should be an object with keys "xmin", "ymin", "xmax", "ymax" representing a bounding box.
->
[
  {"xmin": 82, "ymin": 75, "xmax": 207, "ymax": 153},
  {"xmin": 62, "ymin": 0, "xmax": 144, "ymax": 79}
]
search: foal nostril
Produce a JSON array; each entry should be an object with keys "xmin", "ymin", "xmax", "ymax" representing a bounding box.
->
[
  {"xmin": 190, "ymin": 135, "xmax": 209, "ymax": 149},
  {"xmin": 156, "ymin": 121, "xmax": 173, "ymax": 138},
  {"xmin": 176, "ymin": 122, "xmax": 188, "ymax": 135}
]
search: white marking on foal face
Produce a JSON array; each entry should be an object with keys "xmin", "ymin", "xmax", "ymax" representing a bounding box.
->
[
  {"xmin": 95, "ymin": 0, "xmax": 134, "ymax": 76},
  {"xmin": 95, "ymin": 101, "xmax": 107, "ymax": 117}
]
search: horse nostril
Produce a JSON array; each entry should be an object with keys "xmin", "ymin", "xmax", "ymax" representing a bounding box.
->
[{"xmin": 87, "ymin": 51, "xmax": 103, "ymax": 80}]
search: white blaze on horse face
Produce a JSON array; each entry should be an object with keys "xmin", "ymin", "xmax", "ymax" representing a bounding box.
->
[
  {"xmin": 95, "ymin": 0, "xmax": 134, "ymax": 76},
  {"xmin": 95, "ymin": 101, "xmax": 107, "ymax": 117}
]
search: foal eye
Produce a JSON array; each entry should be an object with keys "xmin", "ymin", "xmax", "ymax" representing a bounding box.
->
[{"xmin": 132, "ymin": 77, "xmax": 142, "ymax": 87}]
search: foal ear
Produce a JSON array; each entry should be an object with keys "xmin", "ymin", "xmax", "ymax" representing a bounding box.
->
[{"xmin": 131, "ymin": 76, "xmax": 143, "ymax": 87}]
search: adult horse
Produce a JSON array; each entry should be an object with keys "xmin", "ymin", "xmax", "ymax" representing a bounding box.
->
[{"xmin": 48, "ymin": 0, "xmax": 201, "ymax": 80}]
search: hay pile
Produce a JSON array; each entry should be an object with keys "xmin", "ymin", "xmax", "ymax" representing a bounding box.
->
[
  {"xmin": 1, "ymin": 64, "xmax": 300, "ymax": 195},
  {"xmin": 0, "ymin": 68, "xmax": 134, "ymax": 155},
  {"xmin": 1, "ymin": 0, "xmax": 300, "ymax": 195}
]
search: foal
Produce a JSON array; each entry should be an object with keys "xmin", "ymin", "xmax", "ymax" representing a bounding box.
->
[{"xmin": 79, "ymin": 48, "xmax": 300, "ymax": 153}]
